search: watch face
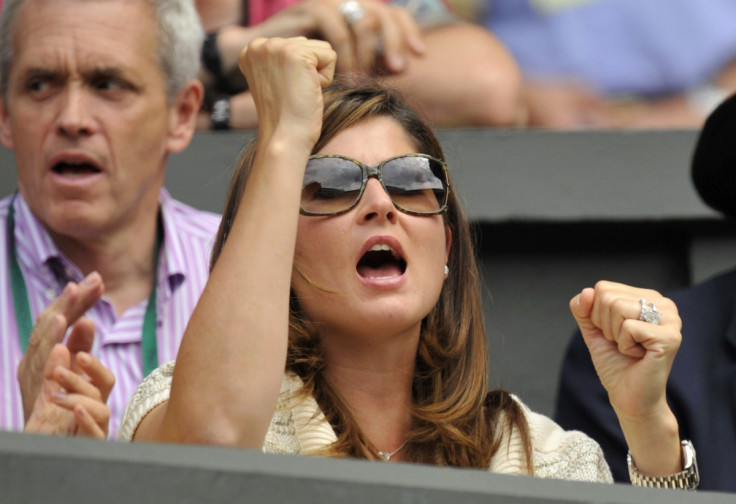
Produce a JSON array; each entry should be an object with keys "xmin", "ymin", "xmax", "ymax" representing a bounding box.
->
[{"xmin": 681, "ymin": 440, "xmax": 700, "ymax": 489}]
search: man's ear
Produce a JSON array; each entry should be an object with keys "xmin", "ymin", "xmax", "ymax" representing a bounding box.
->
[
  {"xmin": 0, "ymin": 96, "xmax": 15, "ymax": 150},
  {"xmin": 166, "ymin": 79, "xmax": 204, "ymax": 154}
]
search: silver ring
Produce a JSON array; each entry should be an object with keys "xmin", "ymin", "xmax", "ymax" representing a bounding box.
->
[
  {"xmin": 339, "ymin": 0, "xmax": 365, "ymax": 24},
  {"xmin": 638, "ymin": 298, "xmax": 662, "ymax": 325}
]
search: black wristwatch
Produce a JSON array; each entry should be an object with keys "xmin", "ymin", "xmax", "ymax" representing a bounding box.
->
[{"xmin": 202, "ymin": 31, "xmax": 227, "ymax": 92}]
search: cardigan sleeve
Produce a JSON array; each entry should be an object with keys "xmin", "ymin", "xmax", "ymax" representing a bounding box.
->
[
  {"xmin": 118, "ymin": 360, "xmax": 176, "ymax": 441},
  {"xmin": 527, "ymin": 406, "xmax": 613, "ymax": 483},
  {"xmin": 117, "ymin": 364, "xmax": 338, "ymax": 453},
  {"xmin": 489, "ymin": 395, "xmax": 613, "ymax": 483}
]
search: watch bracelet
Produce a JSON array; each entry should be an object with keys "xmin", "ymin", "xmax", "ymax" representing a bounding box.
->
[
  {"xmin": 210, "ymin": 97, "xmax": 231, "ymax": 131},
  {"xmin": 627, "ymin": 440, "xmax": 699, "ymax": 490},
  {"xmin": 628, "ymin": 462, "xmax": 698, "ymax": 489}
]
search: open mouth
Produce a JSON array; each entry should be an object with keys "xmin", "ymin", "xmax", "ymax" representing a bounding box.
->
[
  {"xmin": 52, "ymin": 161, "xmax": 102, "ymax": 177},
  {"xmin": 357, "ymin": 243, "xmax": 407, "ymax": 279}
]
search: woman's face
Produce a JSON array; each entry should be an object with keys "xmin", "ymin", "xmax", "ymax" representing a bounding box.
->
[{"xmin": 293, "ymin": 116, "xmax": 451, "ymax": 344}]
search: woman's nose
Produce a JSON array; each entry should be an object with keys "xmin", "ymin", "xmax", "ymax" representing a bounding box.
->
[{"xmin": 358, "ymin": 178, "xmax": 397, "ymax": 223}]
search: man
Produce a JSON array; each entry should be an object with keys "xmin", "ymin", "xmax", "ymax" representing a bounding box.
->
[
  {"xmin": 555, "ymin": 92, "xmax": 736, "ymax": 492},
  {"xmin": 0, "ymin": 0, "xmax": 220, "ymax": 437}
]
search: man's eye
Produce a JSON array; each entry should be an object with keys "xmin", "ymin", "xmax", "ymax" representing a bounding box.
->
[
  {"xmin": 26, "ymin": 78, "xmax": 51, "ymax": 93},
  {"xmin": 95, "ymin": 78, "xmax": 122, "ymax": 91}
]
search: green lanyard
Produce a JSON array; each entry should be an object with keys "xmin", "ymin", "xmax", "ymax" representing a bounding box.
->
[{"xmin": 7, "ymin": 192, "xmax": 162, "ymax": 377}]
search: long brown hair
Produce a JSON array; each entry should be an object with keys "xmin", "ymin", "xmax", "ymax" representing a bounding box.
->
[{"xmin": 211, "ymin": 77, "xmax": 532, "ymax": 471}]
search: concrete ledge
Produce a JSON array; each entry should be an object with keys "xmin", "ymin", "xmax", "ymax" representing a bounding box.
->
[
  {"xmin": 1, "ymin": 431, "xmax": 733, "ymax": 503},
  {"xmin": 439, "ymin": 129, "xmax": 713, "ymax": 221}
]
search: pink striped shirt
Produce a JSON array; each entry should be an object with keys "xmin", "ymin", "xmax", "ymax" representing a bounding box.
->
[{"xmin": 0, "ymin": 189, "xmax": 220, "ymax": 438}]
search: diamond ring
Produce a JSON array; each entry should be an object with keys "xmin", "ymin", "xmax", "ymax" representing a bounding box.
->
[
  {"xmin": 638, "ymin": 298, "xmax": 662, "ymax": 325},
  {"xmin": 339, "ymin": 0, "xmax": 365, "ymax": 24}
]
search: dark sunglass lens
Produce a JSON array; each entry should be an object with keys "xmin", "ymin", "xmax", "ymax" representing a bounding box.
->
[
  {"xmin": 302, "ymin": 157, "xmax": 363, "ymax": 214},
  {"xmin": 382, "ymin": 156, "xmax": 447, "ymax": 213}
]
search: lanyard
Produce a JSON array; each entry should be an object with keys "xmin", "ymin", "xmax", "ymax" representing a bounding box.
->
[{"xmin": 7, "ymin": 192, "xmax": 162, "ymax": 377}]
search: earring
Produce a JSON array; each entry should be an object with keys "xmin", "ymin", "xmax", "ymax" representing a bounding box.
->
[{"xmin": 444, "ymin": 264, "xmax": 449, "ymax": 275}]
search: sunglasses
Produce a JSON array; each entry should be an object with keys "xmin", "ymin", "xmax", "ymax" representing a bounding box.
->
[{"xmin": 300, "ymin": 153, "xmax": 451, "ymax": 216}]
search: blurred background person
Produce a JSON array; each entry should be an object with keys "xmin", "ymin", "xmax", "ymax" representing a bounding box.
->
[
  {"xmin": 194, "ymin": 0, "xmax": 525, "ymax": 129},
  {"xmin": 483, "ymin": 0, "xmax": 736, "ymax": 129}
]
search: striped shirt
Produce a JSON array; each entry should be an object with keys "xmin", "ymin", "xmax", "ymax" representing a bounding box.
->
[{"xmin": 0, "ymin": 189, "xmax": 220, "ymax": 438}]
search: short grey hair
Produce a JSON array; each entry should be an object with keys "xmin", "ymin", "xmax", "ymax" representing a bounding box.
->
[{"xmin": 0, "ymin": 0, "xmax": 204, "ymax": 103}]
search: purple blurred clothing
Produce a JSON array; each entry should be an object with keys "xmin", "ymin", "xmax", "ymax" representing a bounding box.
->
[{"xmin": 485, "ymin": 0, "xmax": 736, "ymax": 96}]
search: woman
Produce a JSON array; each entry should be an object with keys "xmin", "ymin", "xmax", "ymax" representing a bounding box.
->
[{"xmin": 117, "ymin": 37, "xmax": 691, "ymax": 485}]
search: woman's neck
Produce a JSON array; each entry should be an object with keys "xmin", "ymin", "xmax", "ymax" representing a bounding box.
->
[{"xmin": 322, "ymin": 337, "xmax": 417, "ymax": 460}]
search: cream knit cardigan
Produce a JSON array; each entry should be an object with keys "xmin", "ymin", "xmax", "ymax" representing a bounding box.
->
[{"xmin": 119, "ymin": 361, "xmax": 613, "ymax": 483}]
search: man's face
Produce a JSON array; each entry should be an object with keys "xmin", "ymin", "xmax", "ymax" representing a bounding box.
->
[{"xmin": 0, "ymin": 0, "xmax": 179, "ymax": 241}]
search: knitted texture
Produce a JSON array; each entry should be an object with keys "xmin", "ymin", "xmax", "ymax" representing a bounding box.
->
[{"xmin": 120, "ymin": 361, "xmax": 612, "ymax": 484}]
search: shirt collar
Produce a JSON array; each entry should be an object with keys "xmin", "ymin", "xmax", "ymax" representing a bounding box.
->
[
  {"xmin": 157, "ymin": 188, "xmax": 187, "ymax": 296},
  {"xmin": 13, "ymin": 193, "xmax": 65, "ymax": 271},
  {"xmin": 12, "ymin": 189, "xmax": 186, "ymax": 292}
]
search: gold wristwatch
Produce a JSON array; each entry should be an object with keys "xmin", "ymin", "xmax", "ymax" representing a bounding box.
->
[{"xmin": 627, "ymin": 439, "xmax": 700, "ymax": 490}]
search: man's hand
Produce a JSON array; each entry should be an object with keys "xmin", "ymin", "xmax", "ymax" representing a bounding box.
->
[
  {"xmin": 256, "ymin": 0, "xmax": 424, "ymax": 74},
  {"xmin": 25, "ymin": 338, "xmax": 114, "ymax": 438},
  {"xmin": 17, "ymin": 272, "xmax": 104, "ymax": 421}
]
